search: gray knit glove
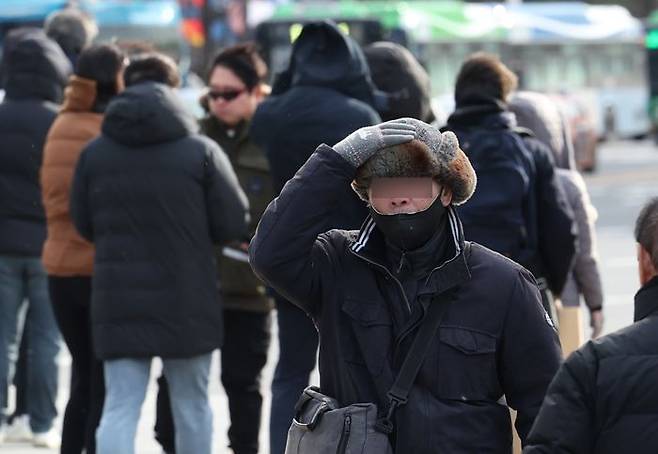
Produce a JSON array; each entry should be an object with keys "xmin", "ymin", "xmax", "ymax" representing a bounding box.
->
[{"xmin": 333, "ymin": 119, "xmax": 416, "ymax": 168}]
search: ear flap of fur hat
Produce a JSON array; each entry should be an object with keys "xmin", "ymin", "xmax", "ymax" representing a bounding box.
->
[{"xmin": 351, "ymin": 119, "xmax": 476, "ymax": 206}]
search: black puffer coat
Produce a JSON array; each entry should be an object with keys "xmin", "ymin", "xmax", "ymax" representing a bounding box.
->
[
  {"xmin": 0, "ymin": 32, "xmax": 70, "ymax": 256},
  {"xmin": 364, "ymin": 41, "xmax": 436, "ymax": 123},
  {"xmin": 250, "ymin": 145, "xmax": 563, "ymax": 453},
  {"xmin": 446, "ymin": 98, "xmax": 576, "ymax": 295},
  {"xmin": 250, "ymin": 21, "xmax": 380, "ymax": 231},
  {"xmin": 524, "ymin": 276, "xmax": 658, "ymax": 454},
  {"xmin": 71, "ymin": 82, "xmax": 249, "ymax": 360}
]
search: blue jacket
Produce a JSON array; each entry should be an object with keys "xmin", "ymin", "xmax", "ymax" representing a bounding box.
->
[{"xmin": 446, "ymin": 99, "xmax": 576, "ymax": 295}]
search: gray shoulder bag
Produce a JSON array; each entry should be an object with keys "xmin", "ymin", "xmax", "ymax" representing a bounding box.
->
[{"xmin": 284, "ymin": 293, "xmax": 452, "ymax": 454}]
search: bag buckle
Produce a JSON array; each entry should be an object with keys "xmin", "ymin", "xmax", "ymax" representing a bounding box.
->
[{"xmin": 375, "ymin": 393, "xmax": 407, "ymax": 434}]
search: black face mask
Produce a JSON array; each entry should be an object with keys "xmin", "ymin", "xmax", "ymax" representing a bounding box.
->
[{"xmin": 370, "ymin": 195, "xmax": 447, "ymax": 251}]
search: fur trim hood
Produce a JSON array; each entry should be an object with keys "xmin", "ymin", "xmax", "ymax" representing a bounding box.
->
[{"xmin": 351, "ymin": 119, "xmax": 476, "ymax": 206}]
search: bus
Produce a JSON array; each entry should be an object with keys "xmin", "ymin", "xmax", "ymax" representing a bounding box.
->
[
  {"xmin": 0, "ymin": 0, "xmax": 209, "ymax": 113},
  {"xmin": 0, "ymin": 0, "xmax": 187, "ymax": 66},
  {"xmin": 251, "ymin": 1, "xmax": 649, "ymax": 139}
]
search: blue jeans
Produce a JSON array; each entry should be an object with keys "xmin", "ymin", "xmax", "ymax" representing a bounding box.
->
[
  {"xmin": 269, "ymin": 297, "xmax": 318, "ymax": 454},
  {"xmin": 0, "ymin": 255, "xmax": 60, "ymax": 433},
  {"xmin": 96, "ymin": 353, "xmax": 213, "ymax": 454}
]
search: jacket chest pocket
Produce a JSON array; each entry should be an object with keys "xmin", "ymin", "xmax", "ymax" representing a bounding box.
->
[
  {"xmin": 433, "ymin": 326, "xmax": 500, "ymax": 401},
  {"xmin": 341, "ymin": 298, "xmax": 392, "ymax": 377}
]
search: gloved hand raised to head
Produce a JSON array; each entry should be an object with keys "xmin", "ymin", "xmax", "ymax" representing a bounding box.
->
[{"xmin": 333, "ymin": 119, "xmax": 417, "ymax": 168}]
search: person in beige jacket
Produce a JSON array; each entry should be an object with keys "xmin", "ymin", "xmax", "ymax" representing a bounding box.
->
[
  {"xmin": 40, "ymin": 44, "xmax": 125, "ymax": 454},
  {"xmin": 510, "ymin": 91, "xmax": 604, "ymax": 351}
]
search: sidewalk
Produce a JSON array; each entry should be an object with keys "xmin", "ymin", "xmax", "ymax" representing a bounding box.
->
[{"xmin": 0, "ymin": 319, "xmax": 311, "ymax": 454}]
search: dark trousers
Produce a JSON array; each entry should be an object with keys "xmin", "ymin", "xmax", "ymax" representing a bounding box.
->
[
  {"xmin": 269, "ymin": 298, "xmax": 318, "ymax": 454},
  {"xmin": 155, "ymin": 308, "xmax": 271, "ymax": 454},
  {"xmin": 155, "ymin": 375, "xmax": 175, "ymax": 454},
  {"xmin": 49, "ymin": 276, "xmax": 105, "ymax": 454}
]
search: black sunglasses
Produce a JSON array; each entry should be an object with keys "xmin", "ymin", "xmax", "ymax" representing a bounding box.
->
[{"xmin": 207, "ymin": 89, "xmax": 245, "ymax": 102}]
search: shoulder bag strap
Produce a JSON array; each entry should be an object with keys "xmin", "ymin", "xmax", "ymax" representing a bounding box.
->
[{"xmin": 375, "ymin": 291, "xmax": 454, "ymax": 434}]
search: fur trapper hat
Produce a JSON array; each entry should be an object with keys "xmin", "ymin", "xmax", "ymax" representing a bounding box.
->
[{"xmin": 351, "ymin": 119, "xmax": 476, "ymax": 206}]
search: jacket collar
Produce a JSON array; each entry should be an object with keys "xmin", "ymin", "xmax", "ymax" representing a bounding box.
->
[
  {"xmin": 447, "ymin": 95, "xmax": 517, "ymax": 132},
  {"xmin": 634, "ymin": 276, "xmax": 658, "ymax": 322},
  {"xmin": 202, "ymin": 116, "xmax": 249, "ymax": 140},
  {"xmin": 61, "ymin": 76, "xmax": 97, "ymax": 113},
  {"xmin": 385, "ymin": 215, "xmax": 449, "ymax": 279},
  {"xmin": 350, "ymin": 206, "xmax": 471, "ymax": 293}
]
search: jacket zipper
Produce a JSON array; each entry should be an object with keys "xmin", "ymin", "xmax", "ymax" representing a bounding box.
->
[
  {"xmin": 349, "ymin": 243, "xmax": 468, "ymax": 359},
  {"xmin": 336, "ymin": 414, "xmax": 352, "ymax": 454},
  {"xmin": 349, "ymin": 236, "xmax": 467, "ymax": 308},
  {"xmin": 348, "ymin": 249, "xmax": 412, "ymax": 314}
]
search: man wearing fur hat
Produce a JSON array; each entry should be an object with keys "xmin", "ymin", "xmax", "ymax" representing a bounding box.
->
[{"xmin": 250, "ymin": 119, "xmax": 562, "ymax": 452}]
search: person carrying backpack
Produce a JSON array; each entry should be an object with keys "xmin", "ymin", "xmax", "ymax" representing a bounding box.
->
[{"xmin": 444, "ymin": 53, "xmax": 576, "ymax": 323}]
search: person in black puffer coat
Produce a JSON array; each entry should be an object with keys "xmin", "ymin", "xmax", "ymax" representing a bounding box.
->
[
  {"xmin": 524, "ymin": 197, "xmax": 658, "ymax": 454},
  {"xmin": 249, "ymin": 20, "xmax": 381, "ymax": 454},
  {"xmin": 70, "ymin": 81, "xmax": 249, "ymax": 454},
  {"xmin": 363, "ymin": 41, "xmax": 436, "ymax": 124},
  {"xmin": 0, "ymin": 30, "xmax": 70, "ymax": 445}
]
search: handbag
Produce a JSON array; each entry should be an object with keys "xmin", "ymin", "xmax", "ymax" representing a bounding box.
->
[{"xmin": 284, "ymin": 293, "xmax": 452, "ymax": 454}]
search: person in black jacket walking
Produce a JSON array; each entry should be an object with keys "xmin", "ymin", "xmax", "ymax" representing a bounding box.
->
[
  {"xmin": 70, "ymin": 81, "xmax": 249, "ymax": 454},
  {"xmin": 363, "ymin": 41, "xmax": 436, "ymax": 124},
  {"xmin": 249, "ymin": 20, "xmax": 381, "ymax": 454},
  {"xmin": 150, "ymin": 45, "xmax": 275, "ymax": 454},
  {"xmin": 6, "ymin": 10, "xmax": 97, "ymax": 435},
  {"xmin": 444, "ymin": 53, "xmax": 576, "ymax": 325},
  {"xmin": 250, "ymin": 118, "xmax": 562, "ymax": 453},
  {"xmin": 524, "ymin": 197, "xmax": 658, "ymax": 454},
  {"xmin": 0, "ymin": 30, "xmax": 70, "ymax": 447}
]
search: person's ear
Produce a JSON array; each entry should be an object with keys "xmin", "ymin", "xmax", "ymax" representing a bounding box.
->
[
  {"xmin": 116, "ymin": 70, "xmax": 125, "ymax": 93},
  {"xmin": 254, "ymin": 83, "xmax": 271, "ymax": 101},
  {"xmin": 440, "ymin": 187, "xmax": 453, "ymax": 207},
  {"xmin": 638, "ymin": 244, "xmax": 657, "ymax": 285}
]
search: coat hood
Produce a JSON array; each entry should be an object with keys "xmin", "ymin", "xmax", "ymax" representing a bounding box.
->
[
  {"xmin": 102, "ymin": 82, "xmax": 198, "ymax": 146},
  {"xmin": 270, "ymin": 20, "xmax": 377, "ymax": 106},
  {"xmin": 364, "ymin": 41, "xmax": 435, "ymax": 123},
  {"xmin": 2, "ymin": 29, "xmax": 71, "ymax": 102},
  {"xmin": 508, "ymin": 91, "xmax": 576, "ymax": 170}
]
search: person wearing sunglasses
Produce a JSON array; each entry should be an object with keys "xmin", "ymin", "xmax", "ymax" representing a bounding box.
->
[{"xmin": 199, "ymin": 43, "xmax": 274, "ymax": 454}]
